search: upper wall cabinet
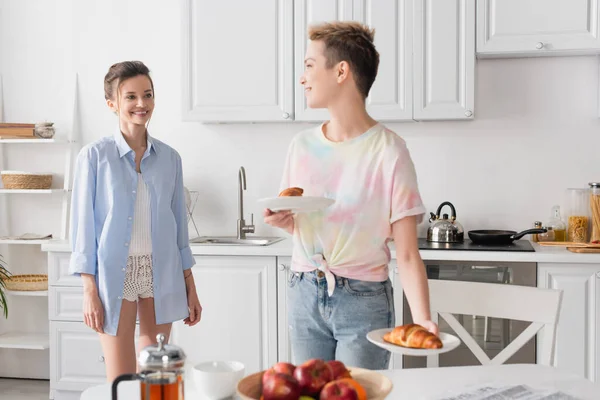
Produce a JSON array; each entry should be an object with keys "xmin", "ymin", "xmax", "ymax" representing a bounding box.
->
[
  {"xmin": 183, "ymin": 0, "xmax": 474, "ymax": 123},
  {"xmin": 294, "ymin": 0, "xmax": 414, "ymax": 122},
  {"xmin": 182, "ymin": 0, "xmax": 294, "ymax": 122},
  {"xmin": 477, "ymin": 0, "xmax": 600, "ymax": 57},
  {"xmin": 413, "ymin": 0, "xmax": 475, "ymax": 120}
]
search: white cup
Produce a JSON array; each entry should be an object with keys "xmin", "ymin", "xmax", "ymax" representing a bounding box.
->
[{"xmin": 193, "ymin": 361, "xmax": 245, "ymax": 399}]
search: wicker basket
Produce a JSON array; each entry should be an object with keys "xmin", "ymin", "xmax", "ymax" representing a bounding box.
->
[
  {"xmin": 1, "ymin": 171, "xmax": 52, "ymax": 189},
  {"xmin": 4, "ymin": 274, "xmax": 48, "ymax": 291}
]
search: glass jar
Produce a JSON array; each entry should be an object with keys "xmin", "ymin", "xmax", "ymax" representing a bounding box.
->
[
  {"xmin": 566, "ymin": 188, "xmax": 590, "ymax": 243},
  {"xmin": 590, "ymin": 182, "xmax": 600, "ymax": 243},
  {"xmin": 538, "ymin": 226, "xmax": 555, "ymax": 242},
  {"xmin": 546, "ymin": 205, "xmax": 567, "ymax": 242}
]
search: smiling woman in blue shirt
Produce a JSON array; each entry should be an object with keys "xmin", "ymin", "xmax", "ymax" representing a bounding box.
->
[{"xmin": 69, "ymin": 60, "xmax": 202, "ymax": 382}]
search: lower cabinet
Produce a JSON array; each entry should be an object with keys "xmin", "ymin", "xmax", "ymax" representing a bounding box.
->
[
  {"xmin": 170, "ymin": 255, "xmax": 278, "ymax": 375},
  {"xmin": 538, "ymin": 262, "xmax": 600, "ymax": 382}
]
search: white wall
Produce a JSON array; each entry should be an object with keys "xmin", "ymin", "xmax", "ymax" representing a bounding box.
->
[{"xmin": 0, "ymin": 0, "xmax": 599, "ymax": 377}]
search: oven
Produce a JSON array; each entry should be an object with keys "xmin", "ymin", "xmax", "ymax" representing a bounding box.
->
[{"xmin": 401, "ymin": 240, "xmax": 538, "ymax": 368}]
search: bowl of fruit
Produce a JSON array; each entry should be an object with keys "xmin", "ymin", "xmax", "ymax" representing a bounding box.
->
[{"xmin": 237, "ymin": 358, "xmax": 393, "ymax": 400}]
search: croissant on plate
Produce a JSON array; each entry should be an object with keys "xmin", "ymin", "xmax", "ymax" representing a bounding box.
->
[
  {"xmin": 278, "ymin": 187, "xmax": 304, "ymax": 197},
  {"xmin": 383, "ymin": 324, "xmax": 443, "ymax": 349}
]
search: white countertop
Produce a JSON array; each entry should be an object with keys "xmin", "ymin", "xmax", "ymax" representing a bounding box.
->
[
  {"xmin": 41, "ymin": 239, "xmax": 600, "ymax": 264},
  {"xmin": 81, "ymin": 364, "xmax": 600, "ymax": 400}
]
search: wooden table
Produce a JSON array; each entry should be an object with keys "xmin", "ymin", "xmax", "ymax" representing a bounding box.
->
[{"xmin": 82, "ymin": 364, "xmax": 600, "ymax": 399}]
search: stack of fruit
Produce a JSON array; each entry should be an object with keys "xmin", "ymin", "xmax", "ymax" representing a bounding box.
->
[{"xmin": 260, "ymin": 359, "xmax": 366, "ymax": 400}]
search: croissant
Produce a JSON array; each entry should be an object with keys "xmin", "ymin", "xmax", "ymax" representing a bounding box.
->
[
  {"xmin": 383, "ymin": 324, "xmax": 443, "ymax": 349},
  {"xmin": 278, "ymin": 187, "xmax": 304, "ymax": 197}
]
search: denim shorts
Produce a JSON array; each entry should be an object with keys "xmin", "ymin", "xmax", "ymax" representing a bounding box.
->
[{"xmin": 287, "ymin": 270, "xmax": 395, "ymax": 370}]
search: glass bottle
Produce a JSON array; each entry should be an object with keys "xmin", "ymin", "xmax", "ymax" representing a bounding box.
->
[
  {"xmin": 590, "ymin": 182, "xmax": 600, "ymax": 243},
  {"xmin": 531, "ymin": 221, "xmax": 543, "ymax": 243},
  {"xmin": 566, "ymin": 188, "xmax": 591, "ymax": 243},
  {"xmin": 546, "ymin": 205, "xmax": 567, "ymax": 242}
]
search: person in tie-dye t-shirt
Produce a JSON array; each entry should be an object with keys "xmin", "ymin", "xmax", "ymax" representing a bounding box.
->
[{"xmin": 264, "ymin": 21, "xmax": 438, "ymax": 370}]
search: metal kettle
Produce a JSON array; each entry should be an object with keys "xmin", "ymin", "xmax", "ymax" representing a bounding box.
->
[
  {"xmin": 427, "ymin": 201, "xmax": 464, "ymax": 243},
  {"xmin": 111, "ymin": 333, "xmax": 186, "ymax": 400}
]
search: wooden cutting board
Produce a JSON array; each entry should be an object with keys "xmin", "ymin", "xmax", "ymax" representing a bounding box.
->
[
  {"xmin": 538, "ymin": 241, "xmax": 600, "ymax": 248},
  {"xmin": 567, "ymin": 247, "xmax": 600, "ymax": 253}
]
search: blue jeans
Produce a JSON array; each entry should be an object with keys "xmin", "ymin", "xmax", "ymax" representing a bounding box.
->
[{"xmin": 287, "ymin": 270, "xmax": 395, "ymax": 370}]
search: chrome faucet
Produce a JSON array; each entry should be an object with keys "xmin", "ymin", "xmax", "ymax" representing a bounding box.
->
[{"xmin": 237, "ymin": 166, "xmax": 255, "ymax": 239}]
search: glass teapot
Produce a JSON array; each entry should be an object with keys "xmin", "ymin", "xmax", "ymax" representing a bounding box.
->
[
  {"xmin": 111, "ymin": 333, "xmax": 186, "ymax": 400},
  {"xmin": 427, "ymin": 201, "xmax": 464, "ymax": 243}
]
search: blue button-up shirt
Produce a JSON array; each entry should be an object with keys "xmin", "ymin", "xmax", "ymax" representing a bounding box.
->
[{"xmin": 69, "ymin": 131, "xmax": 195, "ymax": 335}]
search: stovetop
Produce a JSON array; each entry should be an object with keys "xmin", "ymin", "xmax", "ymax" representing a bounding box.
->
[{"xmin": 417, "ymin": 238, "xmax": 535, "ymax": 252}]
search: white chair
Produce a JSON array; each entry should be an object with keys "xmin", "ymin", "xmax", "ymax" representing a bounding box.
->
[{"xmin": 426, "ymin": 279, "xmax": 563, "ymax": 367}]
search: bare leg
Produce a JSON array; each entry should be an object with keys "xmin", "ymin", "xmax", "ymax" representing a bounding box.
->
[
  {"xmin": 99, "ymin": 300, "xmax": 138, "ymax": 382},
  {"xmin": 137, "ymin": 297, "xmax": 173, "ymax": 357}
]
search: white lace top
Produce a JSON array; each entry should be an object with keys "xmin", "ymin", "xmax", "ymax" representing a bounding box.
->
[{"xmin": 129, "ymin": 173, "xmax": 152, "ymax": 255}]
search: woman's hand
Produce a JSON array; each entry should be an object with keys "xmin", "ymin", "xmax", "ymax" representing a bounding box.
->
[
  {"xmin": 81, "ymin": 274, "xmax": 104, "ymax": 333},
  {"xmin": 183, "ymin": 272, "xmax": 202, "ymax": 327},
  {"xmin": 263, "ymin": 209, "xmax": 294, "ymax": 234},
  {"xmin": 415, "ymin": 319, "xmax": 439, "ymax": 336}
]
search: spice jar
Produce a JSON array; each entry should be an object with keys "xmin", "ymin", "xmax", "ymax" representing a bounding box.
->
[
  {"xmin": 590, "ymin": 182, "xmax": 600, "ymax": 243},
  {"xmin": 566, "ymin": 188, "xmax": 590, "ymax": 243},
  {"xmin": 531, "ymin": 221, "xmax": 543, "ymax": 242}
]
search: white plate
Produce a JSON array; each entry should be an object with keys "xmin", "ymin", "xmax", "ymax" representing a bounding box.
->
[
  {"xmin": 258, "ymin": 196, "xmax": 334, "ymax": 213},
  {"xmin": 366, "ymin": 328, "xmax": 461, "ymax": 356}
]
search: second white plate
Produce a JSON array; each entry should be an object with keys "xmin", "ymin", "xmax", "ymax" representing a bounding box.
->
[
  {"xmin": 258, "ymin": 196, "xmax": 334, "ymax": 213},
  {"xmin": 366, "ymin": 328, "xmax": 461, "ymax": 356}
]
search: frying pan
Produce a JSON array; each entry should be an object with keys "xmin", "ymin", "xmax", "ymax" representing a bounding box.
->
[{"xmin": 468, "ymin": 228, "xmax": 547, "ymax": 245}]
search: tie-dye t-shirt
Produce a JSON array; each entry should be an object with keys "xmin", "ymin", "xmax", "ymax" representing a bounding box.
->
[{"xmin": 280, "ymin": 122, "xmax": 426, "ymax": 294}]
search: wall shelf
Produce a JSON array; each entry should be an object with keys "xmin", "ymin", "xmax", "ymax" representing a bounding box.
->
[
  {"xmin": 0, "ymin": 189, "xmax": 66, "ymax": 194},
  {"xmin": 0, "ymin": 239, "xmax": 51, "ymax": 245},
  {"xmin": 0, "ymin": 138, "xmax": 70, "ymax": 144},
  {"xmin": 0, "ymin": 332, "xmax": 49, "ymax": 350},
  {"xmin": 6, "ymin": 290, "xmax": 48, "ymax": 297}
]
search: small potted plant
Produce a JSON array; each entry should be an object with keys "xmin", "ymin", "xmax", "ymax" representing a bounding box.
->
[{"xmin": 0, "ymin": 254, "xmax": 10, "ymax": 318}]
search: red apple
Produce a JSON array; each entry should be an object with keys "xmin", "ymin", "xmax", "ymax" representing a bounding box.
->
[
  {"xmin": 262, "ymin": 372, "xmax": 301, "ymax": 400},
  {"xmin": 262, "ymin": 362, "xmax": 296, "ymax": 387},
  {"xmin": 319, "ymin": 380, "xmax": 358, "ymax": 400},
  {"xmin": 293, "ymin": 359, "xmax": 334, "ymax": 396},
  {"xmin": 272, "ymin": 362, "xmax": 296, "ymax": 376},
  {"xmin": 326, "ymin": 361, "xmax": 351, "ymax": 380}
]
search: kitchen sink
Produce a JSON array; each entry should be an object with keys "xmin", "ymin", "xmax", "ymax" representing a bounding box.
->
[{"xmin": 190, "ymin": 236, "xmax": 284, "ymax": 246}]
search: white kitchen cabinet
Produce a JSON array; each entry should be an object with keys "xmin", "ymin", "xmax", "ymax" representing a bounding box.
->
[
  {"xmin": 538, "ymin": 263, "xmax": 600, "ymax": 382},
  {"xmin": 49, "ymin": 321, "xmax": 108, "ymax": 394},
  {"xmin": 294, "ymin": 0, "xmax": 413, "ymax": 122},
  {"xmin": 413, "ymin": 0, "xmax": 475, "ymax": 120},
  {"xmin": 477, "ymin": 0, "xmax": 600, "ymax": 57},
  {"xmin": 185, "ymin": 0, "xmax": 473, "ymax": 123},
  {"xmin": 360, "ymin": 0, "xmax": 413, "ymax": 121},
  {"xmin": 49, "ymin": 321, "xmax": 140, "ymax": 400},
  {"xmin": 182, "ymin": 0, "xmax": 294, "ymax": 122},
  {"xmin": 171, "ymin": 256, "xmax": 278, "ymax": 375}
]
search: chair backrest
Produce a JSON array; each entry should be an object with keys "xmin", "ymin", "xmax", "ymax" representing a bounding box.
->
[{"xmin": 426, "ymin": 279, "xmax": 563, "ymax": 367}]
